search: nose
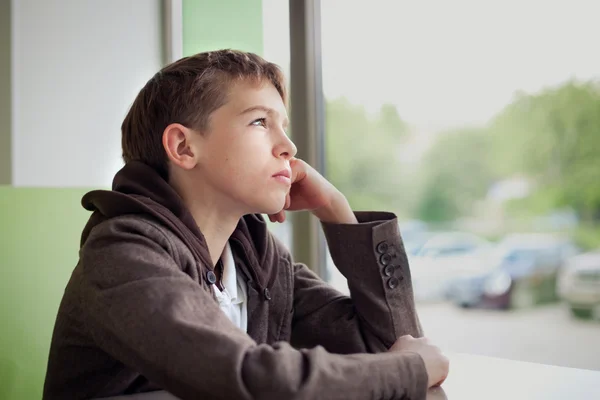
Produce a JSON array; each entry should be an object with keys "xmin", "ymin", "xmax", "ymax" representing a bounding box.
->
[{"xmin": 273, "ymin": 129, "xmax": 297, "ymax": 160}]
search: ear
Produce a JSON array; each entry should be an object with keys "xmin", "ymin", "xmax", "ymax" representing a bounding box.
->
[{"xmin": 162, "ymin": 123, "xmax": 201, "ymax": 171}]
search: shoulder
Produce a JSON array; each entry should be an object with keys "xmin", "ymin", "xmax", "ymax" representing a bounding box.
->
[
  {"xmin": 85, "ymin": 214, "xmax": 173, "ymax": 248},
  {"xmin": 82, "ymin": 214, "xmax": 196, "ymax": 271}
]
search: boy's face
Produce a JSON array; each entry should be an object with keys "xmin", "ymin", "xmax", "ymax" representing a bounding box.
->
[{"xmin": 189, "ymin": 80, "xmax": 297, "ymax": 215}]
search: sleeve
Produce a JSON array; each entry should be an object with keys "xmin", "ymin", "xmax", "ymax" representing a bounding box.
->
[
  {"xmin": 290, "ymin": 211, "xmax": 424, "ymax": 355},
  {"xmin": 80, "ymin": 216, "xmax": 428, "ymax": 400}
]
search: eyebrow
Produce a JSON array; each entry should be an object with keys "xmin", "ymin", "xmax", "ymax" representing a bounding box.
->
[
  {"xmin": 239, "ymin": 105, "xmax": 289, "ymax": 125},
  {"xmin": 239, "ymin": 105, "xmax": 274, "ymax": 115}
]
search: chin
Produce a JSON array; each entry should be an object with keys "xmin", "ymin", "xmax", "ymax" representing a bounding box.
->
[
  {"xmin": 261, "ymin": 204, "xmax": 285, "ymax": 216},
  {"xmin": 257, "ymin": 197, "xmax": 287, "ymax": 215},
  {"xmin": 242, "ymin": 187, "xmax": 287, "ymax": 215}
]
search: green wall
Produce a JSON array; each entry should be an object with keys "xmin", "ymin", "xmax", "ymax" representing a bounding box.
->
[
  {"xmin": 182, "ymin": 0, "xmax": 263, "ymax": 56},
  {"xmin": 0, "ymin": 188, "xmax": 91, "ymax": 400}
]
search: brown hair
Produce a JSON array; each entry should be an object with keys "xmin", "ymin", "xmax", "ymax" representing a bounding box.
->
[{"xmin": 121, "ymin": 49, "xmax": 287, "ymax": 179}]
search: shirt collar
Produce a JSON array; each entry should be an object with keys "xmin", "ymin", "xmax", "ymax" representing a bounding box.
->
[{"xmin": 222, "ymin": 242, "xmax": 238, "ymax": 300}]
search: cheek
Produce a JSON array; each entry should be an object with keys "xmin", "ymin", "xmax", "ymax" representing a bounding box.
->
[
  {"xmin": 213, "ymin": 150, "xmax": 267, "ymax": 189},
  {"xmin": 205, "ymin": 137, "xmax": 276, "ymax": 195},
  {"xmin": 227, "ymin": 141, "xmax": 270, "ymax": 174}
]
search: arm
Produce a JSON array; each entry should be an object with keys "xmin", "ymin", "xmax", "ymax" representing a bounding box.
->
[
  {"xmin": 290, "ymin": 209, "xmax": 424, "ymax": 354},
  {"xmin": 80, "ymin": 216, "xmax": 428, "ymax": 400}
]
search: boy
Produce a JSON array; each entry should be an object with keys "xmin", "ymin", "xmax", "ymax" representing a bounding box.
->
[{"xmin": 43, "ymin": 50, "xmax": 448, "ymax": 400}]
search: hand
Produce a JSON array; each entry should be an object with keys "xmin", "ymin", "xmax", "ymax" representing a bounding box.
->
[
  {"xmin": 268, "ymin": 158, "xmax": 357, "ymax": 224},
  {"xmin": 389, "ymin": 335, "xmax": 450, "ymax": 388}
]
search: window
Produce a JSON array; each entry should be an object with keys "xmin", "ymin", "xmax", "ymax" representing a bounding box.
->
[{"xmin": 320, "ymin": 0, "xmax": 600, "ymax": 370}]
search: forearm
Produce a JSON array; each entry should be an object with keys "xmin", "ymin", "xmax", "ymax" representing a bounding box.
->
[
  {"xmin": 323, "ymin": 212, "xmax": 423, "ymax": 343},
  {"xmin": 312, "ymin": 191, "xmax": 358, "ymax": 225},
  {"xmin": 242, "ymin": 342, "xmax": 428, "ymax": 400}
]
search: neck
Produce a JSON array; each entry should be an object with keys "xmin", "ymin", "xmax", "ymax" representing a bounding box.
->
[
  {"xmin": 189, "ymin": 198, "xmax": 242, "ymax": 266},
  {"xmin": 171, "ymin": 175, "xmax": 244, "ymax": 266}
]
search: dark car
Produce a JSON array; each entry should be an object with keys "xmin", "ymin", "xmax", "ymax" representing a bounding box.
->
[{"xmin": 448, "ymin": 234, "xmax": 579, "ymax": 309}]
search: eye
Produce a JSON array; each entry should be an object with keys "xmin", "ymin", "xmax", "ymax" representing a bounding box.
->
[{"xmin": 251, "ymin": 118, "xmax": 267, "ymax": 128}]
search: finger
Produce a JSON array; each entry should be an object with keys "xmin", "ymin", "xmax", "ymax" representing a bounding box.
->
[
  {"xmin": 289, "ymin": 158, "xmax": 306, "ymax": 183},
  {"xmin": 273, "ymin": 210, "xmax": 285, "ymax": 223},
  {"xmin": 435, "ymin": 373, "xmax": 448, "ymax": 387},
  {"xmin": 271, "ymin": 212, "xmax": 283, "ymax": 223}
]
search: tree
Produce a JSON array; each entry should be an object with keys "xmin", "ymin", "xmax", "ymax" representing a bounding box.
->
[
  {"xmin": 325, "ymin": 99, "xmax": 411, "ymax": 213},
  {"xmin": 490, "ymin": 80, "xmax": 600, "ymax": 221},
  {"xmin": 416, "ymin": 128, "xmax": 495, "ymax": 222},
  {"xmin": 376, "ymin": 103, "xmax": 409, "ymax": 140}
]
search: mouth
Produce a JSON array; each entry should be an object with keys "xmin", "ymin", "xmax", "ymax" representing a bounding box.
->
[{"xmin": 272, "ymin": 169, "xmax": 292, "ymax": 185}]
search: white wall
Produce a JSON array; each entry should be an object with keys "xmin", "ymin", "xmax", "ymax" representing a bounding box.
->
[
  {"xmin": 1, "ymin": 0, "xmax": 11, "ymax": 185},
  {"xmin": 12, "ymin": 0, "xmax": 163, "ymax": 187},
  {"xmin": 261, "ymin": 0, "xmax": 290, "ymax": 78}
]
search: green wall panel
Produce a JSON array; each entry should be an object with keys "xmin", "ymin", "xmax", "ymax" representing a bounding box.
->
[
  {"xmin": 182, "ymin": 0, "xmax": 263, "ymax": 56},
  {"xmin": 0, "ymin": 187, "xmax": 92, "ymax": 400}
]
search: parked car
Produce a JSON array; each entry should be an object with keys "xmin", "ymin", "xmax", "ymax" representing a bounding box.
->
[
  {"xmin": 410, "ymin": 232, "xmax": 492, "ymax": 302},
  {"xmin": 448, "ymin": 234, "xmax": 579, "ymax": 309},
  {"xmin": 416, "ymin": 231, "xmax": 491, "ymax": 259},
  {"xmin": 399, "ymin": 220, "xmax": 428, "ymax": 237},
  {"xmin": 403, "ymin": 231, "xmax": 433, "ymax": 259},
  {"xmin": 399, "ymin": 220, "xmax": 430, "ymax": 259},
  {"xmin": 557, "ymin": 250, "xmax": 600, "ymax": 319}
]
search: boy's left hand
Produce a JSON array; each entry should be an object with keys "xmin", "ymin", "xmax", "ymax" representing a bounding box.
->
[{"xmin": 268, "ymin": 158, "xmax": 358, "ymax": 225}]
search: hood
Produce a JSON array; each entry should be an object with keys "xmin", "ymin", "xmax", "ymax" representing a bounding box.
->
[
  {"xmin": 81, "ymin": 161, "xmax": 202, "ymax": 246},
  {"xmin": 80, "ymin": 161, "xmax": 275, "ymax": 289}
]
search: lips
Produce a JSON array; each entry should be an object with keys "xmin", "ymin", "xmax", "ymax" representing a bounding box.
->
[
  {"xmin": 272, "ymin": 168, "xmax": 292, "ymax": 186},
  {"xmin": 273, "ymin": 169, "xmax": 291, "ymax": 179}
]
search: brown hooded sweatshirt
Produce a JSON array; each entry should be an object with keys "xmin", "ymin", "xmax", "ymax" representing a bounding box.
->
[{"xmin": 43, "ymin": 161, "xmax": 428, "ymax": 400}]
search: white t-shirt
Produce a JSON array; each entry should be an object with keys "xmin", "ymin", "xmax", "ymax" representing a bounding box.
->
[{"xmin": 212, "ymin": 242, "xmax": 248, "ymax": 332}]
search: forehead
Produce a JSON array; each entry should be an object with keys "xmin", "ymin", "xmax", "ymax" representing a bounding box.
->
[{"xmin": 225, "ymin": 80, "xmax": 288, "ymax": 117}]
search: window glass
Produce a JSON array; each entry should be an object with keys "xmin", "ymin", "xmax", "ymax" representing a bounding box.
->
[{"xmin": 321, "ymin": 0, "xmax": 600, "ymax": 370}]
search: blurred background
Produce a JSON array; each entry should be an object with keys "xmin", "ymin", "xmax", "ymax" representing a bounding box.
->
[
  {"xmin": 320, "ymin": 0, "xmax": 600, "ymax": 373},
  {"xmin": 1, "ymin": 0, "xmax": 599, "ymax": 399}
]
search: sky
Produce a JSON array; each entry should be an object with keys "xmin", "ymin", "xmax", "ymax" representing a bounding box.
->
[{"xmin": 263, "ymin": 0, "xmax": 600, "ymax": 134}]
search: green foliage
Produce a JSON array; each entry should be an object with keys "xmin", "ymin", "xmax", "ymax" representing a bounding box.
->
[
  {"xmin": 325, "ymin": 79, "xmax": 600, "ymax": 231},
  {"xmin": 573, "ymin": 225, "xmax": 600, "ymax": 250},
  {"xmin": 417, "ymin": 128, "xmax": 496, "ymax": 222},
  {"xmin": 490, "ymin": 80, "xmax": 600, "ymax": 221},
  {"xmin": 325, "ymin": 99, "xmax": 408, "ymax": 213}
]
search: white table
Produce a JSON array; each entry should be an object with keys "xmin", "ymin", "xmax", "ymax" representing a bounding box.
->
[{"xmin": 427, "ymin": 353, "xmax": 600, "ymax": 399}]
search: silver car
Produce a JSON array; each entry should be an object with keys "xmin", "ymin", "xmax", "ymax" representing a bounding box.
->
[{"xmin": 557, "ymin": 250, "xmax": 600, "ymax": 319}]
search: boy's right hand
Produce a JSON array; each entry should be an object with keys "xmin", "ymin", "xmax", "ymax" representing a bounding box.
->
[{"xmin": 389, "ymin": 335, "xmax": 450, "ymax": 388}]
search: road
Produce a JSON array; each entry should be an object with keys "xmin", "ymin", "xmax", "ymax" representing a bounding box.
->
[
  {"xmin": 327, "ymin": 257, "xmax": 600, "ymax": 370},
  {"xmin": 416, "ymin": 301, "xmax": 600, "ymax": 371}
]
